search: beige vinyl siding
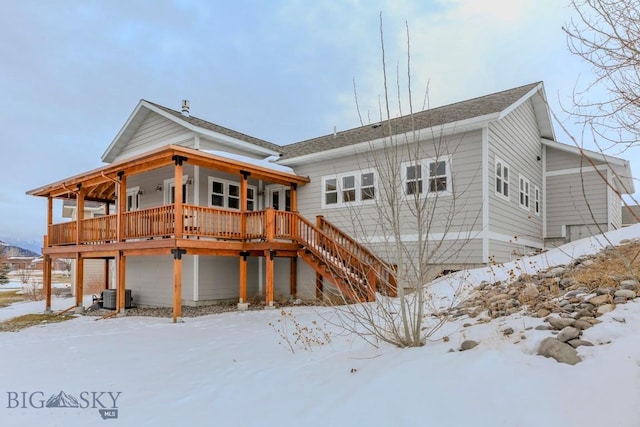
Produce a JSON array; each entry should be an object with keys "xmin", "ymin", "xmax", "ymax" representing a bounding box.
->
[
  {"xmin": 295, "ymin": 262, "xmax": 317, "ymax": 299},
  {"xmin": 115, "ymin": 113, "xmax": 194, "ymax": 162},
  {"xmin": 198, "ymin": 256, "xmax": 243, "ymax": 302},
  {"xmin": 488, "ymin": 99, "xmax": 543, "ymax": 254},
  {"xmin": 126, "ymin": 255, "xmax": 194, "ymax": 307},
  {"xmin": 545, "ymin": 146, "xmax": 604, "ymax": 171},
  {"xmin": 546, "ymin": 170, "xmax": 608, "ymax": 238},
  {"xmin": 293, "ymin": 130, "xmax": 484, "ymax": 266},
  {"xmin": 488, "ymin": 240, "xmax": 540, "ymax": 263}
]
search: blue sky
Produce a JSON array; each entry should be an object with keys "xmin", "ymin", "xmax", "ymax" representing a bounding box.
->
[{"xmin": 1, "ymin": 0, "xmax": 637, "ymax": 242}]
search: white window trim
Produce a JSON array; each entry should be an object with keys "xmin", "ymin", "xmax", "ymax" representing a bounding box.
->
[
  {"xmin": 534, "ymin": 185, "xmax": 541, "ymax": 216},
  {"xmin": 208, "ymin": 176, "xmax": 257, "ymax": 211},
  {"xmin": 126, "ymin": 186, "xmax": 141, "ymax": 211},
  {"xmin": 321, "ymin": 169, "xmax": 377, "ymax": 209},
  {"xmin": 519, "ymin": 174, "xmax": 531, "ymax": 211},
  {"xmin": 164, "ymin": 175, "xmax": 189, "ymax": 205},
  {"xmin": 495, "ymin": 157, "xmax": 510, "ymax": 202},
  {"xmin": 400, "ymin": 155, "xmax": 453, "ymax": 198}
]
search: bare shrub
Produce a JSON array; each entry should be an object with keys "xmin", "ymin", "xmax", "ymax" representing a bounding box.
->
[{"xmin": 269, "ymin": 309, "xmax": 332, "ymax": 354}]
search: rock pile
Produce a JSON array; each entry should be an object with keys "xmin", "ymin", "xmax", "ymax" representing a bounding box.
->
[{"xmin": 449, "ymin": 239, "xmax": 640, "ymax": 364}]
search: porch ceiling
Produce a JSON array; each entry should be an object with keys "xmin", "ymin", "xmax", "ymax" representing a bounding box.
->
[{"xmin": 26, "ymin": 145, "xmax": 310, "ymax": 202}]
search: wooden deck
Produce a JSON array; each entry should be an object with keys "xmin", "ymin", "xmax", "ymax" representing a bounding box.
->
[{"xmin": 29, "ymin": 145, "xmax": 395, "ymax": 322}]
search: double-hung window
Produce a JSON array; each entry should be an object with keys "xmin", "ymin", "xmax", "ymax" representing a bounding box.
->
[
  {"xmin": 534, "ymin": 186, "xmax": 541, "ymax": 216},
  {"xmin": 209, "ymin": 177, "xmax": 256, "ymax": 210},
  {"xmin": 519, "ymin": 175, "xmax": 530, "ymax": 210},
  {"xmin": 401, "ymin": 155, "xmax": 452, "ymax": 197},
  {"xmin": 495, "ymin": 158, "xmax": 510, "ymax": 200},
  {"xmin": 164, "ymin": 176, "xmax": 189, "ymax": 205},
  {"xmin": 126, "ymin": 186, "xmax": 141, "ymax": 211},
  {"xmin": 322, "ymin": 170, "xmax": 377, "ymax": 208}
]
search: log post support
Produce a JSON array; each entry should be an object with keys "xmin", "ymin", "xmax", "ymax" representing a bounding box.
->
[
  {"xmin": 172, "ymin": 248, "xmax": 186, "ymax": 322},
  {"xmin": 117, "ymin": 172, "xmax": 126, "ymax": 242},
  {"xmin": 265, "ymin": 208, "xmax": 275, "ymax": 242},
  {"xmin": 366, "ymin": 267, "xmax": 376, "ymax": 303},
  {"xmin": 290, "ymin": 183, "xmax": 297, "ymax": 212},
  {"xmin": 75, "ymin": 253, "xmax": 84, "ymax": 313},
  {"xmin": 238, "ymin": 251, "xmax": 249, "ymax": 311},
  {"xmin": 173, "ymin": 155, "xmax": 187, "ymax": 239},
  {"xmin": 115, "ymin": 251, "xmax": 127, "ymax": 314},
  {"xmin": 104, "ymin": 259, "xmax": 110, "ymax": 290},
  {"xmin": 265, "ymin": 250, "xmax": 275, "ymax": 308},
  {"xmin": 240, "ymin": 171, "xmax": 250, "ymax": 240},
  {"xmin": 43, "ymin": 235, "xmax": 52, "ymax": 313}
]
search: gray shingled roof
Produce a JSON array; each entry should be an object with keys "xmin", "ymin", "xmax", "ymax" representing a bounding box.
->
[
  {"xmin": 280, "ymin": 82, "xmax": 541, "ymax": 159},
  {"xmin": 146, "ymin": 101, "xmax": 285, "ymax": 154}
]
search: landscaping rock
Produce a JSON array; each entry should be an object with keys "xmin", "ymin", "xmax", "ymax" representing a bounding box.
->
[
  {"xmin": 597, "ymin": 304, "xmax": 615, "ymax": 315},
  {"xmin": 546, "ymin": 317, "xmax": 575, "ymax": 330},
  {"xmin": 460, "ymin": 340, "xmax": 479, "ymax": 351},
  {"xmin": 588, "ymin": 294, "xmax": 611, "ymax": 305},
  {"xmin": 568, "ymin": 339, "xmax": 594, "ymax": 348},
  {"xmin": 537, "ymin": 337, "xmax": 582, "ymax": 365},
  {"xmin": 614, "ymin": 289, "xmax": 636, "ymax": 299},
  {"xmin": 536, "ymin": 308, "xmax": 551, "ymax": 318},
  {"xmin": 557, "ymin": 326, "xmax": 580, "ymax": 343},
  {"xmin": 573, "ymin": 320, "xmax": 593, "ymax": 330},
  {"xmin": 620, "ymin": 279, "xmax": 639, "ymax": 291}
]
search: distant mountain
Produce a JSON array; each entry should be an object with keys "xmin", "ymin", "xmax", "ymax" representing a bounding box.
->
[{"xmin": 0, "ymin": 237, "xmax": 41, "ymax": 256}]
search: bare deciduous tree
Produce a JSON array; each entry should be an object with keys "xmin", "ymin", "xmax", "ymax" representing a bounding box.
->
[
  {"xmin": 318, "ymin": 16, "xmax": 480, "ymax": 348},
  {"xmin": 563, "ymin": 0, "xmax": 640, "ymax": 146}
]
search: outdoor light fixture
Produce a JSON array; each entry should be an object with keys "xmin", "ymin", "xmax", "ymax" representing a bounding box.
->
[{"xmin": 155, "ymin": 185, "xmax": 163, "ymax": 192}]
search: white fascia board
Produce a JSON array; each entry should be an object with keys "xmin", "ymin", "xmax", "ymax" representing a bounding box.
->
[
  {"xmin": 278, "ymin": 113, "xmax": 499, "ymax": 166},
  {"xmin": 542, "ymin": 138, "xmax": 627, "ymax": 167},
  {"xmin": 143, "ymin": 102, "xmax": 280, "ymax": 157},
  {"xmin": 498, "ymin": 82, "xmax": 542, "ymax": 119},
  {"xmin": 542, "ymin": 138, "xmax": 635, "ymax": 193},
  {"xmin": 101, "ymin": 101, "xmax": 147, "ymax": 163},
  {"xmin": 499, "ymin": 83, "xmax": 555, "ymax": 141}
]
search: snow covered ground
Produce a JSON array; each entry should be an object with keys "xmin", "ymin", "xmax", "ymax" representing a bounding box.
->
[{"xmin": 1, "ymin": 227, "xmax": 640, "ymax": 426}]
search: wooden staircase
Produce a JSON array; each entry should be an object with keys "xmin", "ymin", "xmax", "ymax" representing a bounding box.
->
[{"xmin": 291, "ymin": 214, "xmax": 397, "ymax": 302}]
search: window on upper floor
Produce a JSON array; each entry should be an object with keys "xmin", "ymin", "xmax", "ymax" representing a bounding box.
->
[
  {"xmin": 208, "ymin": 177, "xmax": 256, "ymax": 211},
  {"xmin": 126, "ymin": 187, "xmax": 141, "ymax": 211},
  {"xmin": 164, "ymin": 176, "xmax": 188, "ymax": 205},
  {"xmin": 519, "ymin": 175, "xmax": 530, "ymax": 210},
  {"xmin": 534, "ymin": 185, "xmax": 541, "ymax": 216},
  {"xmin": 401, "ymin": 156, "xmax": 452, "ymax": 197},
  {"xmin": 322, "ymin": 170, "xmax": 377, "ymax": 208},
  {"xmin": 495, "ymin": 158, "xmax": 510, "ymax": 200}
]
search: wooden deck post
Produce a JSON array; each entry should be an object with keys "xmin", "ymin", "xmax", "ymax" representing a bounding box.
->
[
  {"xmin": 290, "ymin": 183, "xmax": 297, "ymax": 212},
  {"xmin": 116, "ymin": 251, "xmax": 126, "ymax": 313},
  {"xmin": 117, "ymin": 173, "xmax": 126, "ymax": 242},
  {"xmin": 104, "ymin": 259, "xmax": 110, "ymax": 290},
  {"xmin": 173, "ymin": 156, "xmax": 186, "ymax": 240},
  {"xmin": 172, "ymin": 248, "xmax": 185, "ymax": 322},
  {"xmin": 240, "ymin": 171, "xmax": 249, "ymax": 240},
  {"xmin": 76, "ymin": 187, "xmax": 85, "ymax": 246},
  {"xmin": 44, "ymin": 198, "xmax": 52, "ymax": 313},
  {"xmin": 239, "ymin": 252, "xmax": 248, "ymax": 303},
  {"xmin": 43, "ymin": 236, "xmax": 52, "ymax": 313},
  {"xmin": 265, "ymin": 250, "xmax": 274, "ymax": 307},
  {"xmin": 75, "ymin": 253, "xmax": 83, "ymax": 312},
  {"xmin": 265, "ymin": 208, "xmax": 275, "ymax": 241},
  {"xmin": 290, "ymin": 257, "xmax": 297, "ymax": 297},
  {"xmin": 366, "ymin": 267, "xmax": 376, "ymax": 302}
]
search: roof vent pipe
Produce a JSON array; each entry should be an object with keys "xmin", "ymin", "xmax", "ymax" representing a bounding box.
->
[{"xmin": 181, "ymin": 100, "xmax": 190, "ymax": 116}]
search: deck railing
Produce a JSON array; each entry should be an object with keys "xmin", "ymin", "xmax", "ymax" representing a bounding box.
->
[
  {"xmin": 81, "ymin": 215, "xmax": 117, "ymax": 243},
  {"xmin": 45, "ymin": 206, "xmax": 396, "ymax": 299}
]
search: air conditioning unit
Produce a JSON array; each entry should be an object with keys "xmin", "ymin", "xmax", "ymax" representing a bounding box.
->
[{"xmin": 102, "ymin": 289, "xmax": 132, "ymax": 310}]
